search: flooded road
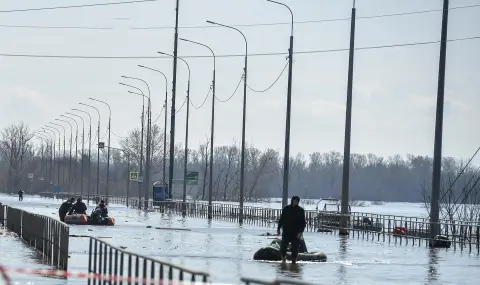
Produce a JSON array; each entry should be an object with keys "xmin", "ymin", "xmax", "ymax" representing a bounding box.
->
[{"xmin": 2, "ymin": 195, "xmax": 479, "ymax": 284}]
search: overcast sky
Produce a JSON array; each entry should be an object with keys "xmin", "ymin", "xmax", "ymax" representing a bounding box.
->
[{"xmin": 0, "ymin": 0, "xmax": 478, "ymax": 163}]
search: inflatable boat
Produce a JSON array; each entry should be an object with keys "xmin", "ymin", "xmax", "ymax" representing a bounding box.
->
[
  {"xmin": 253, "ymin": 239, "xmax": 327, "ymax": 262},
  {"xmin": 64, "ymin": 214, "xmax": 115, "ymax": 226}
]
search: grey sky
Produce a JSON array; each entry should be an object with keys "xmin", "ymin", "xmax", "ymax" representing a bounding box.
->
[{"xmin": 1, "ymin": 0, "xmax": 478, "ymax": 163}]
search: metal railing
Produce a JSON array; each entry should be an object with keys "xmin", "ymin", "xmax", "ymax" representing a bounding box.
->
[
  {"xmin": 0, "ymin": 205, "xmax": 69, "ymax": 270},
  {"xmin": 88, "ymin": 237, "xmax": 209, "ymax": 285},
  {"xmin": 38, "ymin": 193, "xmax": 480, "ymax": 253},
  {"xmin": 241, "ymin": 277, "xmax": 314, "ymax": 285}
]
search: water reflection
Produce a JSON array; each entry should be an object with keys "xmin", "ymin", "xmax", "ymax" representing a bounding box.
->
[
  {"xmin": 205, "ymin": 233, "xmax": 212, "ymax": 271},
  {"xmin": 426, "ymin": 248, "xmax": 440, "ymax": 284},
  {"xmin": 276, "ymin": 262, "xmax": 302, "ymax": 277},
  {"xmin": 337, "ymin": 236, "xmax": 348, "ymax": 285},
  {"xmin": 236, "ymin": 234, "xmax": 243, "ymax": 276}
]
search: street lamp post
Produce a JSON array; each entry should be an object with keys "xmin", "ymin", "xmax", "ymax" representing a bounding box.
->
[
  {"xmin": 138, "ymin": 64, "xmax": 169, "ymax": 187},
  {"xmin": 65, "ymin": 113, "xmax": 84, "ymax": 198},
  {"xmin": 61, "ymin": 115, "xmax": 79, "ymax": 193},
  {"xmin": 44, "ymin": 125, "xmax": 61, "ymax": 187},
  {"xmin": 41, "ymin": 129, "xmax": 55, "ymax": 189},
  {"xmin": 179, "ymin": 37, "xmax": 216, "ymax": 219},
  {"xmin": 99, "ymin": 145, "xmax": 131, "ymax": 207},
  {"xmin": 79, "ymin": 103, "xmax": 101, "ymax": 201},
  {"xmin": 50, "ymin": 122, "xmax": 66, "ymax": 186},
  {"xmin": 206, "ymin": 20, "xmax": 248, "ymax": 224},
  {"xmin": 89, "ymin": 98, "xmax": 112, "ymax": 200},
  {"xmin": 266, "ymin": 0, "xmax": 295, "ymax": 208},
  {"xmin": 34, "ymin": 134, "xmax": 50, "ymax": 190},
  {"xmin": 119, "ymin": 82, "xmax": 147, "ymax": 209},
  {"xmin": 121, "ymin": 76, "xmax": 152, "ymax": 210},
  {"xmin": 71, "ymin": 109, "xmax": 92, "ymax": 204},
  {"xmin": 56, "ymin": 119, "xmax": 73, "ymax": 188}
]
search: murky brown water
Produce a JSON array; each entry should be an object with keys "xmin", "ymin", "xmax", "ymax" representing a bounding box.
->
[{"xmin": 2, "ymin": 195, "xmax": 479, "ymax": 284}]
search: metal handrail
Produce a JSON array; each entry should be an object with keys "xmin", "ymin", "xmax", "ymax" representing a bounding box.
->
[{"xmin": 88, "ymin": 236, "xmax": 209, "ymax": 284}]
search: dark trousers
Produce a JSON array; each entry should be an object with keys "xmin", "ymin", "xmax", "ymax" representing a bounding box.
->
[
  {"xmin": 280, "ymin": 234, "xmax": 300, "ymax": 261},
  {"xmin": 59, "ymin": 214, "xmax": 65, "ymax": 222},
  {"xmin": 18, "ymin": 195, "xmax": 23, "ymax": 201}
]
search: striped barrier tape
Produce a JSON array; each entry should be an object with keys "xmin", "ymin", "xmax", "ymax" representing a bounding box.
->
[{"xmin": 0, "ymin": 266, "xmax": 213, "ymax": 284}]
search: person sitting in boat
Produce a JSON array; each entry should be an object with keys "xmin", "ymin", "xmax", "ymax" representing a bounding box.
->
[
  {"xmin": 69, "ymin": 198, "xmax": 87, "ymax": 215},
  {"xmin": 95, "ymin": 200, "xmax": 109, "ymax": 217},
  {"xmin": 90, "ymin": 204, "xmax": 105, "ymax": 222}
]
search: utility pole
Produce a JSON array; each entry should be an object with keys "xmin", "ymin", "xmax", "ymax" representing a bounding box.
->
[
  {"xmin": 339, "ymin": 1, "xmax": 357, "ymax": 236},
  {"xmin": 168, "ymin": 0, "xmax": 180, "ymax": 199},
  {"xmin": 430, "ymin": 0, "xmax": 450, "ymax": 240}
]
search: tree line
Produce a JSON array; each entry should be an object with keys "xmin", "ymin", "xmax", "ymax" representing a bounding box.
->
[{"xmin": 1, "ymin": 122, "xmax": 479, "ymax": 212}]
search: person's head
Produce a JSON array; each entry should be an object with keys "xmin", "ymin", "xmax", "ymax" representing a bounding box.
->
[
  {"xmin": 68, "ymin": 197, "xmax": 75, "ymax": 203},
  {"xmin": 100, "ymin": 200, "xmax": 105, "ymax": 204},
  {"xmin": 291, "ymin": 196, "xmax": 300, "ymax": 207},
  {"xmin": 99, "ymin": 203, "xmax": 105, "ymax": 208},
  {"xmin": 77, "ymin": 197, "xmax": 82, "ymax": 203}
]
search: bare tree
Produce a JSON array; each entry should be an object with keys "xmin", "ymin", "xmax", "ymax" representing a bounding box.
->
[
  {"xmin": 0, "ymin": 122, "xmax": 34, "ymax": 192},
  {"xmin": 246, "ymin": 148, "xmax": 277, "ymax": 200}
]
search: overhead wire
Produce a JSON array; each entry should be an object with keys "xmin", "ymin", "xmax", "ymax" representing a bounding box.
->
[
  {"xmin": 151, "ymin": 106, "xmax": 165, "ymax": 124},
  {"xmin": 0, "ymin": 0, "xmax": 159, "ymax": 13},
  {"xmin": 247, "ymin": 61, "xmax": 288, "ymax": 93},
  {"xmin": 190, "ymin": 86, "xmax": 212, "ymax": 110},
  {"xmin": 0, "ymin": 4, "xmax": 478, "ymax": 30},
  {"xmin": 111, "ymin": 130, "xmax": 127, "ymax": 139},
  {"xmin": 215, "ymin": 74, "xmax": 244, "ymax": 103},
  {"xmin": 0, "ymin": 36, "xmax": 478, "ymax": 60},
  {"xmin": 170, "ymin": 97, "xmax": 188, "ymax": 115}
]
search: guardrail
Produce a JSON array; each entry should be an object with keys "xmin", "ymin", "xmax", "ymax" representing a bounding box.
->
[
  {"xmin": 0, "ymin": 205, "xmax": 69, "ymax": 270},
  {"xmin": 88, "ymin": 237, "xmax": 209, "ymax": 285},
  {"xmin": 241, "ymin": 277, "xmax": 314, "ymax": 285}
]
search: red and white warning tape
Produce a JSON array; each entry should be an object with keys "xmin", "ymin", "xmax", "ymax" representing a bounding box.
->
[{"xmin": 0, "ymin": 266, "xmax": 215, "ymax": 284}]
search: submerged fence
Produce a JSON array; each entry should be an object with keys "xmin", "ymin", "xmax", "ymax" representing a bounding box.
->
[
  {"xmin": 125, "ymin": 199, "xmax": 480, "ymax": 254},
  {"xmin": 37, "ymin": 192, "xmax": 480, "ymax": 253},
  {"xmin": 88, "ymin": 237, "xmax": 209, "ymax": 285},
  {"xmin": 0, "ymin": 205, "xmax": 69, "ymax": 270}
]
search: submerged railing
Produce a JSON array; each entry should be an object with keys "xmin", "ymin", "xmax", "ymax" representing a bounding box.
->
[
  {"xmin": 38, "ymin": 192, "xmax": 480, "ymax": 253},
  {"xmin": 88, "ymin": 237, "xmax": 209, "ymax": 285},
  {"xmin": 0, "ymin": 205, "xmax": 69, "ymax": 270}
]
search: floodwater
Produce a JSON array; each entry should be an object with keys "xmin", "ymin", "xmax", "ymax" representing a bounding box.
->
[{"xmin": 1, "ymin": 195, "xmax": 479, "ymax": 285}]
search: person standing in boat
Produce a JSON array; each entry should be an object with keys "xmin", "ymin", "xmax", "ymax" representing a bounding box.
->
[
  {"xmin": 277, "ymin": 196, "xmax": 306, "ymax": 264},
  {"xmin": 58, "ymin": 198, "xmax": 75, "ymax": 222},
  {"xmin": 69, "ymin": 197, "xmax": 87, "ymax": 215}
]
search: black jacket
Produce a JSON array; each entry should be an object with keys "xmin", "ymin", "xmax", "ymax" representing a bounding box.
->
[
  {"xmin": 58, "ymin": 202, "xmax": 73, "ymax": 217},
  {"xmin": 95, "ymin": 205, "xmax": 108, "ymax": 217},
  {"xmin": 70, "ymin": 202, "xmax": 87, "ymax": 214},
  {"xmin": 277, "ymin": 204, "xmax": 306, "ymax": 235}
]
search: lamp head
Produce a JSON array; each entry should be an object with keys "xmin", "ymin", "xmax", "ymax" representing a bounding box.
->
[
  {"xmin": 206, "ymin": 20, "xmax": 215, "ymax": 25},
  {"xmin": 121, "ymin": 75, "xmax": 127, "ymax": 79},
  {"xmin": 138, "ymin": 65, "xmax": 144, "ymax": 68}
]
